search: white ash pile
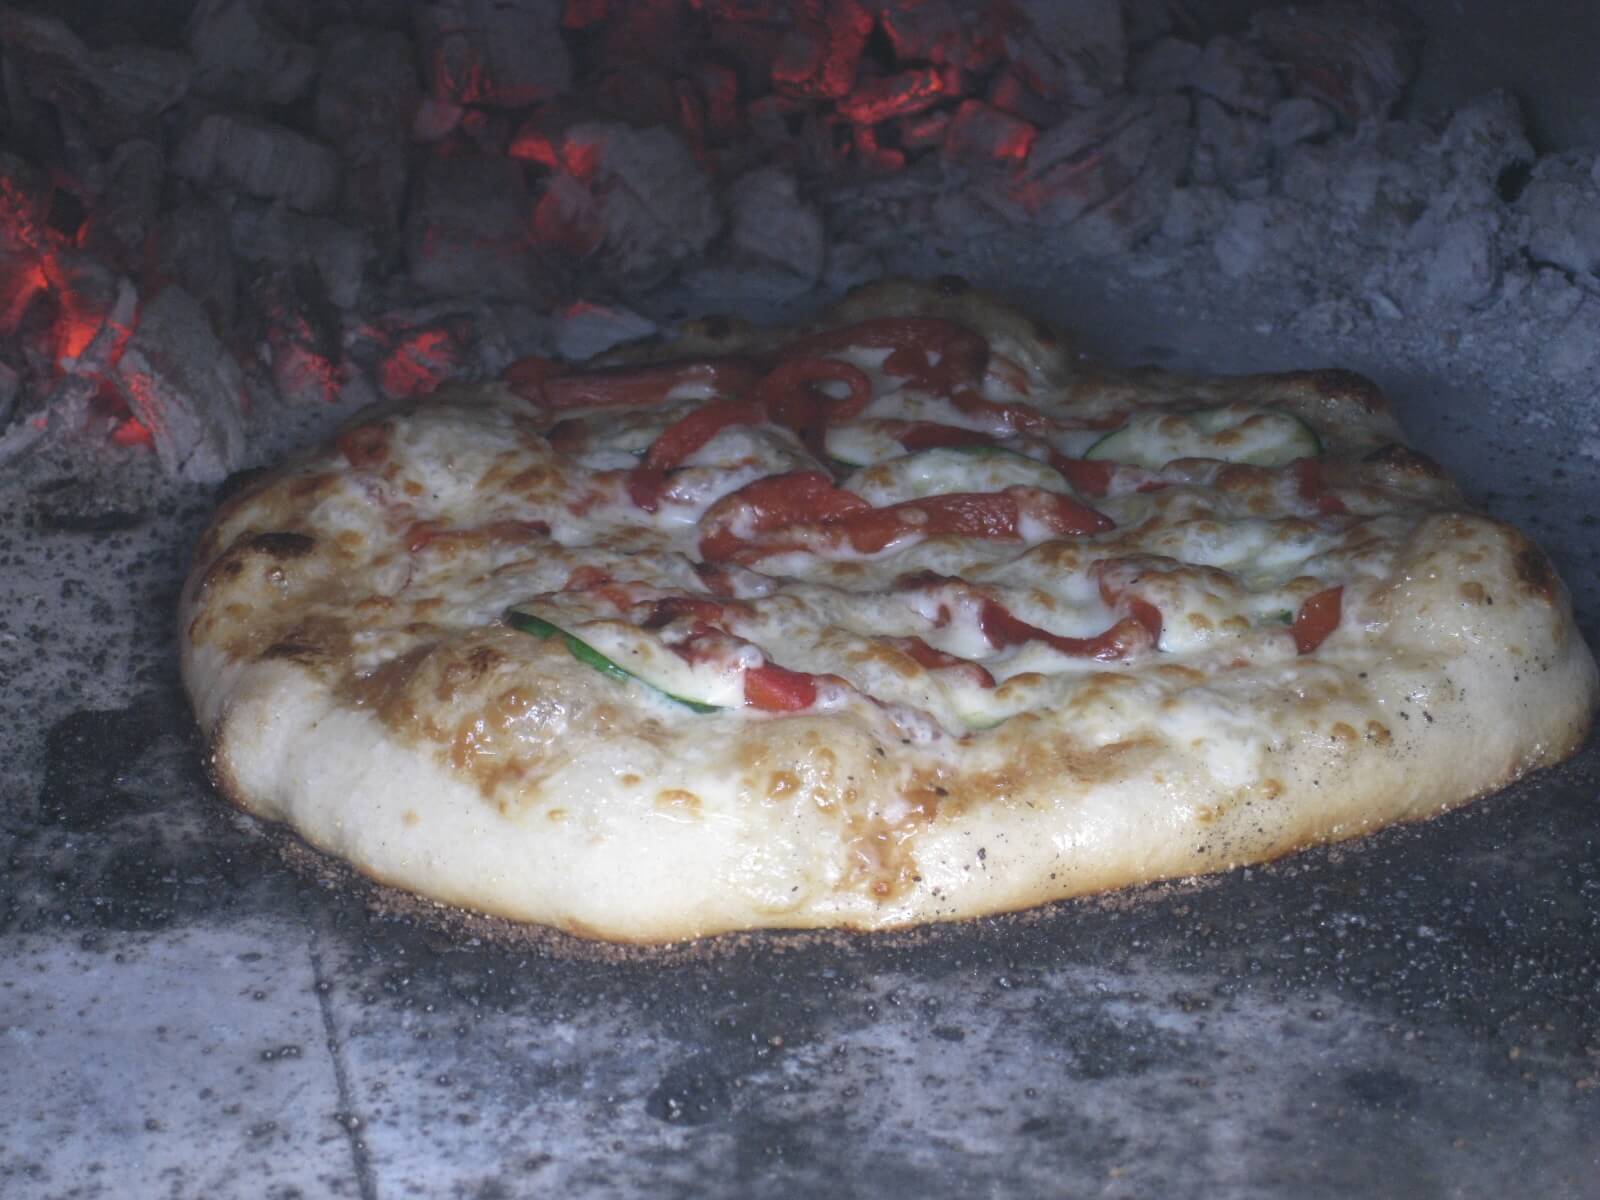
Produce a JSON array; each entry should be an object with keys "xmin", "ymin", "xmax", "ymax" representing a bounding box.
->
[{"xmin": 0, "ymin": 0, "xmax": 1596, "ymax": 487}]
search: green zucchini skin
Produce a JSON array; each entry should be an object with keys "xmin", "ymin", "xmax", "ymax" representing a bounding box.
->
[{"xmin": 506, "ymin": 610, "xmax": 724, "ymax": 713}]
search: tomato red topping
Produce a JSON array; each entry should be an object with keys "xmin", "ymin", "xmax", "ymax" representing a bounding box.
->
[
  {"xmin": 1291, "ymin": 457, "xmax": 1347, "ymax": 516},
  {"xmin": 754, "ymin": 357, "xmax": 873, "ymax": 455},
  {"xmin": 1047, "ymin": 453, "xmax": 1113, "ymax": 498},
  {"xmin": 1292, "ymin": 586, "xmax": 1343, "ymax": 654},
  {"xmin": 698, "ymin": 471, "xmax": 872, "ymax": 561},
  {"xmin": 642, "ymin": 595, "xmax": 729, "ymax": 629},
  {"xmin": 336, "ymin": 425, "xmax": 389, "ymax": 469},
  {"xmin": 744, "ymin": 663, "xmax": 819, "ymax": 711},
  {"xmin": 502, "ymin": 355, "xmax": 563, "ymax": 398}
]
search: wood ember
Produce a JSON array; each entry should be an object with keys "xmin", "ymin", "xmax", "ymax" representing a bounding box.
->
[
  {"xmin": 1005, "ymin": 0, "xmax": 1127, "ymax": 108},
  {"xmin": 942, "ymin": 99, "xmax": 1036, "ymax": 167},
  {"xmin": 1252, "ymin": 3, "xmax": 1419, "ymax": 125},
  {"xmin": 554, "ymin": 122, "xmax": 721, "ymax": 288},
  {"xmin": 186, "ymin": 0, "xmax": 317, "ymax": 107},
  {"xmin": 174, "ymin": 113, "xmax": 342, "ymax": 213},
  {"xmin": 404, "ymin": 156, "xmax": 543, "ymax": 301},
  {"xmin": 415, "ymin": 0, "xmax": 572, "ymax": 108},
  {"xmin": 771, "ymin": 0, "xmax": 872, "ymax": 101},
  {"xmin": 314, "ymin": 27, "xmax": 420, "ymax": 238},
  {"xmin": 229, "ymin": 203, "xmax": 374, "ymax": 312},
  {"xmin": 76, "ymin": 140, "xmax": 164, "ymax": 270},
  {"xmin": 114, "ymin": 285, "xmax": 247, "ymax": 483},
  {"xmin": 0, "ymin": 8, "xmax": 191, "ymax": 147},
  {"xmin": 147, "ymin": 199, "xmax": 237, "ymax": 333}
]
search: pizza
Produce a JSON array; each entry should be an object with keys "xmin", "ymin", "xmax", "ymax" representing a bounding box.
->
[{"xmin": 180, "ymin": 277, "xmax": 1598, "ymax": 943}]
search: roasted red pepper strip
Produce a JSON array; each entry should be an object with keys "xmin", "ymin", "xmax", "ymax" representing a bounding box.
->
[
  {"xmin": 1047, "ymin": 453, "xmax": 1114, "ymax": 498},
  {"xmin": 698, "ymin": 471, "xmax": 871, "ymax": 561},
  {"xmin": 890, "ymin": 422, "xmax": 1000, "ymax": 452},
  {"xmin": 528, "ymin": 359, "xmax": 766, "ymax": 410},
  {"xmin": 979, "ymin": 600, "xmax": 1156, "ymax": 661},
  {"xmin": 1292, "ymin": 585, "xmax": 1343, "ymax": 654},
  {"xmin": 629, "ymin": 398, "xmax": 763, "ymax": 511},
  {"xmin": 755, "ymin": 356, "xmax": 873, "ymax": 445},
  {"xmin": 1291, "ymin": 457, "xmax": 1347, "ymax": 516},
  {"xmin": 743, "ymin": 663, "xmax": 819, "ymax": 711},
  {"xmin": 502, "ymin": 354, "xmax": 563, "ymax": 399}
]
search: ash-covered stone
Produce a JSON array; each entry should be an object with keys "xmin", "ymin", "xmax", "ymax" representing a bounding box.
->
[
  {"xmin": 1130, "ymin": 37, "xmax": 1199, "ymax": 95},
  {"xmin": 1267, "ymin": 97, "xmax": 1337, "ymax": 149},
  {"xmin": 186, "ymin": 0, "xmax": 317, "ymax": 107},
  {"xmin": 725, "ymin": 166, "xmax": 824, "ymax": 286},
  {"xmin": 1192, "ymin": 97, "xmax": 1269, "ymax": 190},
  {"xmin": 415, "ymin": 0, "xmax": 571, "ymax": 108},
  {"xmin": 249, "ymin": 266, "xmax": 345, "ymax": 407},
  {"xmin": 0, "ymin": 9, "xmax": 192, "ymax": 147},
  {"xmin": 404, "ymin": 156, "xmax": 542, "ymax": 300},
  {"xmin": 1519, "ymin": 155, "xmax": 1600, "ymax": 280},
  {"xmin": 174, "ymin": 113, "xmax": 342, "ymax": 213},
  {"xmin": 114, "ymin": 285, "xmax": 247, "ymax": 483},
  {"xmin": 314, "ymin": 27, "xmax": 420, "ymax": 238},
  {"xmin": 1253, "ymin": 3, "xmax": 1418, "ymax": 125},
  {"xmin": 878, "ymin": 0, "xmax": 1000, "ymax": 73},
  {"xmin": 1189, "ymin": 35, "xmax": 1282, "ymax": 116}
]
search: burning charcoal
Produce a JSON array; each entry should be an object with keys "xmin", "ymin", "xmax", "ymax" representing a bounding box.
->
[
  {"xmin": 1004, "ymin": 94, "xmax": 1191, "ymax": 251},
  {"xmin": 1189, "ymin": 35, "xmax": 1282, "ymax": 116},
  {"xmin": 1252, "ymin": 3, "xmax": 1419, "ymax": 125},
  {"xmin": 76, "ymin": 140, "xmax": 164, "ymax": 269},
  {"xmin": 1005, "ymin": 0, "xmax": 1127, "ymax": 107},
  {"xmin": 0, "ymin": 152, "xmax": 52, "ymax": 335},
  {"xmin": 837, "ymin": 67, "xmax": 956, "ymax": 126},
  {"xmin": 229, "ymin": 202, "xmax": 375, "ymax": 311},
  {"xmin": 852, "ymin": 124, "xmax": 906, "ymax": 174},
  {"xmin": 771, "ymin": 0, "xmax": 872, "ymax": 100},
  {"xmin": 314, "ymin": 27, "xmax": 419, "ymax": 238},
  {"xmin": 0, "ymin": 359, "xmax": 18, "ymax": 429},
  {"xmin": 556, "ymin": 122, "xmax": 722, "ymax": 287},
  {"xmin": 707, "ymin": 15, "xmax": 786, "ymax": 97},
  {"xmin": 898, "ymin": 109, "xmax": 952, "ymax": 153},
  {"xmin": 174, "ymin": 113, "xmax": 342, "ymax": 213},
  {"xmin": 878, "ymin": 0, "xmax": 1002, "ymax": 74},
  {"xmin": 726, "ymin": 167, "xmax": 825, "ymax": 285},
  {"xmin": 113, "ymin": 285, "xmax": 248, "ymax": 483},
  {"xmin": 1130, "ymin": 37, "xmax": 1200, "ymax": 94},
  {"xmin": 186, "ymin": 0, "xmax": 317, "ymax": 106},
  {"xmin": 0, "ymin": 9, "xmax": 192, "ymax": 146},
  {"xmin": 147, "ymin": 199, "xmax": 237, "ymax": 333},
  {"xmin": 377, "ymin": 319, "xmax": 471, "ymax": 400},
  {"xmin": 1191, "ymin": 97, "xmax": 1269, "ymax": 189},
  {"xmin": 415, "ymin": 0, "xmax": 572, "ymax": 108},
  {"xmin": 251, "ymin": 267, "xmax": 345, "ymax": 406},
  {"xmin": 942, "ymin": 100, "xmax": 1036, "ymax": 168},
  {"xmin": 986, "ymin": 65, "xmax": 1063, "ymax": 128},
  {"xmin": 404, "ymin": 156, "xmax": 543, "ymax": 300},
  {"xmin": 1267, "ymin": 96, "xmax": 1337, "ymax": 148},
  {"xmin": 0, "ymin": 275, "xmax": 136, "ymax": 467},
  {"xmin": 551, "ymin": 301, "xmax": 656, "ymax": 361}
]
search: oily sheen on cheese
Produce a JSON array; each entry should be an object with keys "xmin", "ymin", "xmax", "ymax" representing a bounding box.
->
[{"xmin": 180, "ymin": 278, "xmax": 1598, "ymax": 942}]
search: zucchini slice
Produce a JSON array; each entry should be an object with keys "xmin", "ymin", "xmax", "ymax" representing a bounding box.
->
[{"xmin": 506, "ymin": 610, "xmax": 729, "ymax": 713}]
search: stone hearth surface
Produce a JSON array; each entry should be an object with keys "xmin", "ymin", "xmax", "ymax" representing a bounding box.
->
[{"xmin": 2, "ymin": 266, "xmax": 1597, "ymax": 1199}]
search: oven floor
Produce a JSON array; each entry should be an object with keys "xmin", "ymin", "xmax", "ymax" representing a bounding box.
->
[{"xmin": 3, "ymin": 271, "xmax": 1597, "ymax": 1199}]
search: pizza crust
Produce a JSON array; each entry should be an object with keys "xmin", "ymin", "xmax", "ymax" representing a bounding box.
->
[{"xmin": 180, "ymin": 280, "xmax": 1598, "ymax": 943}]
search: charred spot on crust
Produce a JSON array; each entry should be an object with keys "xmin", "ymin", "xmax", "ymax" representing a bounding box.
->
[
  {"xmin": 935, "ymin": 274, "xmax": 971, "ymax": 296},
  {"xmin": 1303, "ymin": 368, "xmax": 1387, "ymax": 414},
  {"xmin": 215, "ymin": 466, "xmax": 270, "ymax": 505},
  {"xmin": 700, "ymin": 314, "xmax": 733, "ymax": 339},
  {"xmin": 1032, "ymin": 319, "xmax": 1058, "ymax": 347},
  {"xmin": 261, "ymin": 639, "xmax": 325, "ymax": 663},
  {"xmin": 1363, "ymin": 443, "xmax": 1446, "ymax": 477},
  {"xmin": 1514, "ymin": 539, "xmax": 1558, "ymax": 603},
  {"xmin": 248, "ymin": 531, "xmax": 317, "ymax": 559}
]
